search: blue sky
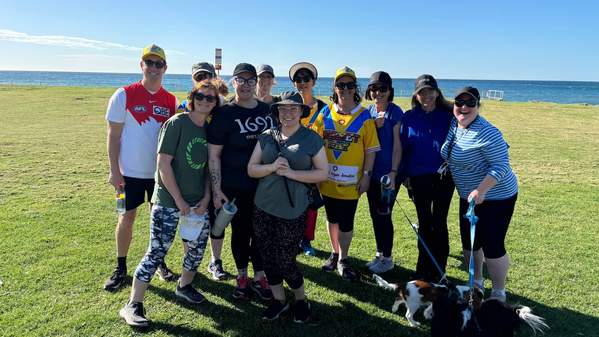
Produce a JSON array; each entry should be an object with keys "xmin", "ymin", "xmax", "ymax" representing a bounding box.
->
[{"xmin": 1, "ymin": 0, "xmax": 597, "ymax": 81}]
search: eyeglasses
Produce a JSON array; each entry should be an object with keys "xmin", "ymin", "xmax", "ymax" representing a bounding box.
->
[
  {"xmin": 193, "ymin": 92, "xmax": 218, "ymax": 103},
  {"xmin": 193, "ymin": 73, "xmax": 213, "ymax": 81},
  {"xmin": 294, "ymin": 75, "xmax": 312, "ymax": 83},
  {"xmin": 454, "ymin": 99, "xmax": 478, "ymax": 108},
  {"xmin": 335, "ymin": 82, "xmax": 356, "ymax": 90},
  {"xmin": 144, "ymin": 59, "xmax": 165, "ymax": 69},
  {"xmin": 234, "ymin": 77, "xmax": 257, "ymax": 86},
  {"xmin": 370, "ymin": 85, "xmax": 388, "ymax": 93}
]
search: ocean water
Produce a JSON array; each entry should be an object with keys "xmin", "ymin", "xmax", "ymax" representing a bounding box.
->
[{"xmin": 1, "ymin": 71, "xmax": 597, "ymax": 105}]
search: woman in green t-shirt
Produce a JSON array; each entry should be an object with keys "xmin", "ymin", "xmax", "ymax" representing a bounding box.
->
[
  {"xmin": 247, "ymin": 91, "xmax": 328, "ymax": 323},
  {"xmin": 119, "ymin": 81, "xmax": 219, "ymax": 328}
]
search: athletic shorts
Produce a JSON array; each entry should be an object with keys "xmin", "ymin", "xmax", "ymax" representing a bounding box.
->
[
  {"xmin": 322, "ymin": 196, "xmax": 359, "ymax": 232},
  {"xmin": 123, "ymin": 176, "xmax": 155, "ymax": 211}
]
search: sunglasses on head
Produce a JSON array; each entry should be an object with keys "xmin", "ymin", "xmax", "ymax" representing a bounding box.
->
[
  {"xmin": 234, "ymin": 77, "xmax": 257, "ymax": 86},
  {"xmin": 370, "ymin": 85, "xmax": 389, "ymax": 93},
  {"xmin": 293, "ymin": 75, "xmax": 312, "ymax": 83},
  {"xmin": 455, "ymin": 98, "xmax": 478, "ymax": 108},
  {"xmin": 144, "ymin": 59, "xmax": 165, "ymax": 69},
  {"xmin": 335, "ymin": 82, "xmax": 356, "ymax": 90},
  {"xmin": 193, "ymin": 92, "xmax": 218, "ymax": 103}
]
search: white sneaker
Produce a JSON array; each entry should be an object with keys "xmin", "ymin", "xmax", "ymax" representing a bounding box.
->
[{"xmin": 369, "ymin": 257, "xmax": 394, "ymax": 274}]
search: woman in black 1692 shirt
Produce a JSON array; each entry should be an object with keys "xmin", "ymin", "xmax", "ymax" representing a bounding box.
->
[{"xmin": 207, "ymin": 63, "xmax": 275, "ymax": 300}]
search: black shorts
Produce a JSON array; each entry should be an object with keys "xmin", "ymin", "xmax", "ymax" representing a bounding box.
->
[
  {"xmin": 322, "ymin": 196, "xmax": 359, "ymax": 232},
  {"xmin": 459, "ymin": 194, "xmax": 517, "ymax": 259},
  {"xmin": 123, "ymin": 176, "xmax": 155, "ymax": 211}
]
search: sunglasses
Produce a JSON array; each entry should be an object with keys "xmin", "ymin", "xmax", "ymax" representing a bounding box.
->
[
  {"xmin": 294, "ymin": 75, "xmax": 313, "ymax": 83},
  {"xmin": 144, "ymin": 59, "xmax": 165, "ymax": 69},
  {"xmin": 194, "ymin": 73, "xmax": 213, "ymax": 81},
  {"xmin": 335, "ymin": 82, "xmax": 356, "ymax": 90},
  {"xmin": 370, "ymin": 85, "xmax": 389, "ymax": 93},
  {"xmin": 454, "ymin": 99, "xmax": 478, "ymax": 108},
  {"xmin": 234, "ymin": 77, "xmax": 257, "ymax": 86},
  {"xmin": 193, "ymin": 92, "xmax": 218, "ymax": 103}
]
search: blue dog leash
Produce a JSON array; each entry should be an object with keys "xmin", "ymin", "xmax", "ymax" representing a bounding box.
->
[
  {"xmin": 464, "ymin": 199, "xmax": 479, "ymax": 302},
  {"xmin": 395, "ymin": 199, "xmax": 447, "ymax": 283}
]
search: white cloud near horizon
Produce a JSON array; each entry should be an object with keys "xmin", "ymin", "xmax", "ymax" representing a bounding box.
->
[{"xmin": 0, "ymin": 29, "xmax": 185, "ymax": 55}]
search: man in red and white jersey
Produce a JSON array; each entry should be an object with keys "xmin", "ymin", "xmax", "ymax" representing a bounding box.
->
[{"xmin": 104, "ymin": 44, "xmax": 177, "ymax": 291}]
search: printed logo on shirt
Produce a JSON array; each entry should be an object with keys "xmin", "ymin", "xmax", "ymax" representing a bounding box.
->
[
  {"xmin": 186, "ymin": 137, "xmax": 207, "ymax": 170},
  {"xmin": 323, "ymin": 130, "xmax": 360, "ymax": 159},
  {"xmin": 132, "ymin": 105, "xmax": 147, "ymax": 113},
  {"xmin": 327, "ymin": 164, "xmax": 358, "ymax": 185},
  {"xmin": 153, "ymin": 106, "xmax": 171, "ymax": 118},
  {"xmin": 234, "ymin": 116, "xmax": 275, "ymax": 134}
]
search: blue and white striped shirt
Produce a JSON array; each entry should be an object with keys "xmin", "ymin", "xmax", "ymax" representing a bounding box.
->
[{"xmin": 441, "ymin": 116, "xmax": 518, "ymax": 200}]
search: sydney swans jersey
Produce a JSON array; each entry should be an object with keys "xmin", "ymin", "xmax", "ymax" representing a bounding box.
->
[
  {"xmin": 105, "ymin": 82, "xmax": 177, "ymax": 178},
  {"xmin": 312, "ymin": 103, "xmax": 380, "ymax": 199}
]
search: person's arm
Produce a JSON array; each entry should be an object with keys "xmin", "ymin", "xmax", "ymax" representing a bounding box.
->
[
  {"xmin": 107, "ymin": 121, "xmax": 124, "ymax": 190},
  {"xmin": 358, "ymin": 119, "xmax": 380, "ymax": 194},
  {"xmin": 208, "ymin": 144, "xmax": 228, "ymax": 209},
  {"xmin": 194, "ymin": 173, "xmax": 211, "ymax": 215},
  {"xmin": 386, "ymin": 123, "xmax": 402, "ymax": 189},
  {"xmin": 247, "ymin": 142, "xmax": 287, "ymax": 178},
  {"xmin": 277, "ymin": 147, "xmax": 328, "ymax": 183},
  {"xmin": 358, "ymin": 151, "xmax": 376, "ymax": 194},
  {"xmin": 157, "ymin": 153, "xmax": 190, "ymax": 215}
]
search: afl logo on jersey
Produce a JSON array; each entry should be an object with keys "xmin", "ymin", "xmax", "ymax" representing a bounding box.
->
[
  {"xmin": 153, "ymin": 106, "xmax": 170, "ymax": 117},
  {"xmin": 132, "ymin": 105, "xmax": 147, "ymax": 113}
]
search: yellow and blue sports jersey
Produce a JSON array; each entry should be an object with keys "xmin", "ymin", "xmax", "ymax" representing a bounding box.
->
[{"xmin": 311, "ymin": 103, "xmax": 380, "ymax": 200}]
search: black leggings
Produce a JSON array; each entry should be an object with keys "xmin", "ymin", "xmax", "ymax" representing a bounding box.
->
[
  {"xmin": 366, "ymin": 179, "xmax": 397, "ymax": 257},
  {"xmin": 223, "ymin": 188, "xmax": 263, "ymax": 272},
  {"xmin": 459, "ymin": 194, "xmax": 517, "ymax": 259},
  {"xmin": 410, "ymin": 173, "xmax": 455, "ymax": 280},
  {"xmin": 253, "ymin": 207, "xmax": 306, "ymax": 289}
]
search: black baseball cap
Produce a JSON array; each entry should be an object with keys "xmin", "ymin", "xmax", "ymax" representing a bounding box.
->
[
  {"xmin": 368, "ymin": 71, "xmax": 392, "ymax": 87},
  {"xmin": 192, "ymin": 62, "xmax": 216, "ymax": 77},
  {"xmin": 233, "ymin": 63, "xmax": 257, "ymax": 77},
  {"xmin": 270, "ymin": 91, "xmax": 310, "ymax": 119},
  {"xmin": 414, "ymin": 74, "xmax": 439, "ymax": 93},
  {"xmin": 257, "ymin": 64, "xmax": 275, "ymax": 77},
  {"xmin": 455, "ymin": 86, "xmax": 481, "ymax": 101}
]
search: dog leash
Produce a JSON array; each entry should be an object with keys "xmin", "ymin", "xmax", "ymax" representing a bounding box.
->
[
  {"xmin": 464, "ymin": 198, "xmax": 479, "ymax": 305},
  {"xmin": 394, "ymin": 199, "xmax": 447, "ymax": 284}
]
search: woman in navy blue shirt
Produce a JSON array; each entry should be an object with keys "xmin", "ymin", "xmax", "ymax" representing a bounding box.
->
[
  {"xmin": 399, "ymin": 74, "xmax": 454, "ymax": 281},
  {"xmin": 364, "ymin": 71, "xmax": 403, "ymax": 274}
]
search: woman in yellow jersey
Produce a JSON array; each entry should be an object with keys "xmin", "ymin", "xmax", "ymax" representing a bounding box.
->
[
  {"xmin": 311, "ymin": 66, "xmax": 380, "ymax": 281},
  {"xmin": 289, "ymin": 62, "xmax": 326, "ymax": 256}
]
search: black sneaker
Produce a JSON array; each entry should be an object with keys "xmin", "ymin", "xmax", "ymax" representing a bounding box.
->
[
  {"xmin": 293, "ymin": 300, "xmax": 311, "ymax": 323},
  {"xmin": 207, "ymin": 259, "xmax": 230, "ymax": 281},
  {"xmin": 250, "ymin": 277, "xmax": 273, "ymax": 301},
  {"xmin": 119, "ymin": 301, "xmax": 149, "ymax": 327},
  {"xmin": 175, "ymin": 283, "xmax": 206, "ymax": 304},
  {"xmin": 321, "ymin": 253, "xmax": 339, "ymax": 272},
  {"xmin": 104, "ymin": 268, "xmax": 126, "ymax": 291},
  {"xmin": 156, "ymin": 264, "xmax": 176, "ymax": 282},
  {"xmin": 262, "ymin": 300, "xmax": 289, "ymax": 320},
  {"xmin": 338, "ymin": 258, "xmax": 357, "ymax": 281}
]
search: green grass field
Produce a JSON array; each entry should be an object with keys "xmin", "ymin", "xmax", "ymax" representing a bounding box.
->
[{"xmin": 0, "ymin": 85, "xmax": 598, "ymax": 337}]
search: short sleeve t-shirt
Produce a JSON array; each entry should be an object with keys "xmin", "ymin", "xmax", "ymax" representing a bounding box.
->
[
  {"xmin": 254, "ymin": 127, "xmax": 324, "ymax": 219},
  {"xmin": 311, "ymin": 103, "xmax": 380, "ymax": 200},
  {"xmin": 207, "ymin": 101, "xmax": 275, "ymax": 192},
  {"xmin": 105, "ymin": 82, "xmax": 177, "ymax": 179},
  {"xmin": 151, "ymin": 113, "xmax": 208, "ymax": 209},
  {"xmin": 367, "ymin": 102, "xmax": 404, "ymax": 180}
]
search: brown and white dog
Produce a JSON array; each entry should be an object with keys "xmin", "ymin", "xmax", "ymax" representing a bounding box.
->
[{"xmin": 374, "ymin": 274, "xmax": 471, "ymax": 327}]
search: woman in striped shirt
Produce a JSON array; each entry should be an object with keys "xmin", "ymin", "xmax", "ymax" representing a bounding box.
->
[{"xmin": 441, "ymin": 86, "xmax": 518, "ymax": 302}]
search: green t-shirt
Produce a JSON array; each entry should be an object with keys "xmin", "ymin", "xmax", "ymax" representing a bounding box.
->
[
  {"xmin": 151, "ymin": 113, "xmax": 208, "ymax": 209},
  {"xmin": 254, "ymin": 126, "xmax": 324, "ymax": 219}
]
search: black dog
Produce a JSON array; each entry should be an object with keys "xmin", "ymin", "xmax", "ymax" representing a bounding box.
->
[{"xmin": 431, "ymin": 291, "xmax": 548, "ymax": 337}]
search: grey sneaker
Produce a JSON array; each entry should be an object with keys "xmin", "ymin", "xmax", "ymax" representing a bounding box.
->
[
  {"xmin": 365, "ymin": 256, "xmax": 381, "ymax": 268},
  {"xmin": 337, "ymin": 258, "xmax": 358, "ymax": 281},
  {"xmin": 490, "ymin": 289, "xmax": 507, "ymax": 302},
  {"xmin": 119, "ymin": 302, "xmax": 149, "ymax": 327},
  {"xmin": 321, "ymin": 253, "xmax": 339, "ymax": 272},
  {"xmin": 207, "ymin": 259, "xmax": 230, "ymax": 281},
  {"xmin": 104, "ymin": 268, "xmax": 126, "ymax": 292},
  {"xmin": 175, "ymin": 283, "xmax": 206, "ymax": 304},
  {"xmin": 369, "ymin": 257, "xmax": 394, "ymax": 274},
  {"xmin": 156, "ymin": 264, "xmax": 176, "ymax": 282}
]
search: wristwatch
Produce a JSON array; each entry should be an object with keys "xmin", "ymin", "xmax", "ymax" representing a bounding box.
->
[{"xmin": 363, "ymin": 170, "xmax": 372, "ymax": 177}]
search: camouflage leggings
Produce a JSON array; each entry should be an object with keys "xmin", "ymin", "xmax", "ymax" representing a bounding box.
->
[{"xmin": 134, "ymin": 205, "xmax": 210, "ymax": 283}]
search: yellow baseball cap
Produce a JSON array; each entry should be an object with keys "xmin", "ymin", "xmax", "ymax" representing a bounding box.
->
[
  {"xmin": 141, "ymin": 44, "xmax": 166, "ymax": 62},
  {"xmin": 335, "ymin": 66, "xmax": 356, "ymax": 82}
]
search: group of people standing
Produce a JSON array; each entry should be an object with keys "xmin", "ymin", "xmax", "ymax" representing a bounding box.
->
[{"xmin": 105, "ymin": 44, "xmax": 519, "ymax": 328}]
